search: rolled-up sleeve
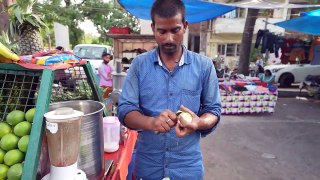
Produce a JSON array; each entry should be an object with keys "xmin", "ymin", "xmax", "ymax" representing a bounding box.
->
[
  {"xmin": 117, "ymin": 60, "xmax": 143, "ymax": 128},
  {"xmin": 198, "ymin": 59, "xmax": 221, "ymax": 137}
]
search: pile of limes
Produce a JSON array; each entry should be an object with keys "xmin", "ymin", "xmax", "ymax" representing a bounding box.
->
[{"xmin": 0, "ymin": 108, "xmax": 35, "ymax": 180}]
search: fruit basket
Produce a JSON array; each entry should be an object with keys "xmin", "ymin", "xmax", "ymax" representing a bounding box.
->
[{"xmin": 0, "ymin": 63, "xmax": 105, "ymax": 180}]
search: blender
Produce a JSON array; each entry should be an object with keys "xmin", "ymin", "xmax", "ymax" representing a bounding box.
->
[{"xmin": 42, "ymin": 107, "xmax": 87, "ymax": 180}]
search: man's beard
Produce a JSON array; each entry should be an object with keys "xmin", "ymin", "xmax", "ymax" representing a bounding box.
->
[{"xmin": 160, "ymin": 43, "xmax": 177, "ymax": 55}]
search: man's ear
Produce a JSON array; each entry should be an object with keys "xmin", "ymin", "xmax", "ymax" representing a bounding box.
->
[
  {"xmin": 151, "ymin": 23, "xmax": 155, "ymax": 33},
  {"xmin": 183, "ymin": 21, "xmax": 188, "ymax": 33}
]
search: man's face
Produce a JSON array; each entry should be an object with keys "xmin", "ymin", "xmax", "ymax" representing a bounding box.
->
[
  {"xmin": 152, "ymin": 13, "xmax": 188, "ymax": 55},
  {"xmin": 103, "ymin": 55, "xmax": 110, "ymax": 63}
]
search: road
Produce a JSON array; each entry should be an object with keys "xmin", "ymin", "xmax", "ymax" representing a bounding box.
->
[{"xmin": 201, "ymin": 98, "xmax": 320, "ymax": 180}]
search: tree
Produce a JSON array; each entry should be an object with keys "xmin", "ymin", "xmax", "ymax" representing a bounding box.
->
[
  {"xmin": 83, "ymin": 1, "xmax": 140, "ymax": 44},
  {"xmin": 7, "ymin": 0, "xmax": 46, "ymax": 55},
  {"xmin": 35, "ymin": 0, "xmax": 139, "ymax": 47},
  {"xmin": 34, "ymin": 0, "xmax": 85, "ymax": 48},
  {"xmin": 238, "ymin": 8, "xmax": 259, "ymax": 75},
  {"xmin": 0, "ymin": 0, "xmax": 15, "ymax": 32}
]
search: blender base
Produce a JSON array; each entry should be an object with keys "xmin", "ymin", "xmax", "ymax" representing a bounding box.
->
[{"xmin": 42, "ymin": 163, "xmax": 87, "ymax": 180}]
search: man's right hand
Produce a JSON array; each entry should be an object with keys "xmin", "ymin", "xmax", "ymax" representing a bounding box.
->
[{"xmin": 150, "ymin": 109, "xmax": 177, "ymax": 133}]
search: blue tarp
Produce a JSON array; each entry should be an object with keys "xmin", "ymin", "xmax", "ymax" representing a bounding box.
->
[
  {"xmin": 274, "ymin": 9, "xmax": 320, "ymax": 35},
  {"xmin": 118, "ymin": 0, "xmax": 236, "ymax": 24},
  {"xmin": 300, "ymin": 9, "xmax": 320, "ymax": 17}
]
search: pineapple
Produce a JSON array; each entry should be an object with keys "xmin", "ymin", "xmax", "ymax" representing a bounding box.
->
[
  {"xmin": 7, "ymin": 0, "xmax": 46, "ymax": 56},
  {"xmin": 18, "ymin": 25, "xmax": 44, "ymax": 55}
]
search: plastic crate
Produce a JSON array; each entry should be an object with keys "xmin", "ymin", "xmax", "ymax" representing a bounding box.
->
[
  {"xmin": 109, "ymin": 27, "xmax": 130, "ymax": 34},
  {"xmin": 0, "ymin": 63, "xmax": 106, "ymax": 180}
]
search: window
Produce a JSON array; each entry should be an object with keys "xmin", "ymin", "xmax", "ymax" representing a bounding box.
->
[
  {"xmin": 217, "ymin": 44, "xmax": 226, "ymax": 55},
  {"xmin": 236, "ymin": 44, "xmax": 241, "ymax": 56},
  {"xmin": 218, "ymin": 43, "xmax": 241, "ymax": 57},
  {"xmin": 258, "ymin": 9, "xmax": 274, "ymax": 18},
  {"xmin": 222, "ymin": 8, "xmax": 246, "ymax": 18},
  {"xmin": 226, "ymin": 44, "xmax": 236, "ymax": 56}
]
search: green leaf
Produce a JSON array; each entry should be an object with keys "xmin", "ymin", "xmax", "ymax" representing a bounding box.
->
[
  {"xmin": 32, "ymin": 14, "xmax": 47, "ymax": 28},
  {"xmin": 13, "ymin": 7, "xmax": 23, "ymax": 24},
  {"xmin": 26, "ymin": 16, "xmax": 37, "ymax": 27}
]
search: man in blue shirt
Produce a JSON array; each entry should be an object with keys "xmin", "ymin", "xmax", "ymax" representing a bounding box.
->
[{"xmin": 117, "ymin": 0, "xmax": 221, "ymax": 179}]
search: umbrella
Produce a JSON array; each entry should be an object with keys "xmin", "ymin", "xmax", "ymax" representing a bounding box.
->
[
  {"xmin": 118, "ymin": 0, "xmax": 235, "ymax": 24},
  {"xmin": 300, "ymin": 9, "xmax": 320, "ymax": 17},
  {"xmin": 274, "ymin": 9, "xmax": 320, "ymax": 35}
]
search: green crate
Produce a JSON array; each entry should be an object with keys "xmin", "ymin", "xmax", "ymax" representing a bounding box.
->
[{"xmin": 0, "ymin": 63, "xmax": 106, "ymax": 180}]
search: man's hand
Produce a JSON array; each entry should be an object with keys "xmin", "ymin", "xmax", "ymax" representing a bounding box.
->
[
  {"xmin": 174, "ymin": 105, "xmax": 200, "ymax": 138},
  {"xmin": 151, "ymin": 109, "xmax": 177, "ymax": 134}
]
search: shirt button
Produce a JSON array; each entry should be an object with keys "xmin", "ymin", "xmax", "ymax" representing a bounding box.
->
[
  {"xmin": 169, "ymin": 93, "xmax": 173, "ymax": 96},
  {"xmin": 166, "ymin": 148, "xmax": 169, "ymax": 151},
  {"xmin": 165, "ymin": 165, "xmax": 168, "ymax": 168}
]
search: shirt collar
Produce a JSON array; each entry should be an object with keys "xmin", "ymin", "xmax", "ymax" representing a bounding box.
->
[{"xmin": 155, "ymin": 45, "xmax": 188, "ymax": 67}]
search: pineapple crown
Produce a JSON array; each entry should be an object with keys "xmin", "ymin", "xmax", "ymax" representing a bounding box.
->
[{"xmin": 7, "ymin": 0, "xmax": 47, "ymax": 36}]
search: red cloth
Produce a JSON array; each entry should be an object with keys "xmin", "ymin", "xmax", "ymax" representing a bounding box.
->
[{"xmin": 104, "ymin": 130, "xmax": 137, "ymax": 180}]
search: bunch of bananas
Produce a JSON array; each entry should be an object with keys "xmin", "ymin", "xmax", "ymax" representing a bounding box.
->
[{"xmin": 0, "ymin": 42, "xmax": 19, "ymax": 63}]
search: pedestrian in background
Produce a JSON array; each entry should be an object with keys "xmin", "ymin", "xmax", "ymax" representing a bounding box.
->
[
  {"xmin": 256, "ymin": 54, "xmax": 264, "ymax": 76},
  {"xmin": 117, "ymin": 0, "xmax": 221, "ymax": 179},
  {"xmin": 98, "ymin": 52, "xmax": 113, "ymax": 88}
]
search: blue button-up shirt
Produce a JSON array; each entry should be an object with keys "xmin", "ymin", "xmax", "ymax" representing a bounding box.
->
[{"xmin": 118, "ymin": 47, "xmax": 221, "ymax": 179}]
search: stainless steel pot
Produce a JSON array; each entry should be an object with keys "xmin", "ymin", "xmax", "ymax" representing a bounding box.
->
[{"xmin": 49, "ymin": 100, "xmax": 105, "ymax": 180}]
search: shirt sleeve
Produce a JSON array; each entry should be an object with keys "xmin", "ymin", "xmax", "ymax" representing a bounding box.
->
[
  {"xmin": 197, "ymin": 58, "xmax": 222, "ymax": 137},
  {"xmin": 117, "ymin": 59, "xmax": 143, "ymax": 129}
]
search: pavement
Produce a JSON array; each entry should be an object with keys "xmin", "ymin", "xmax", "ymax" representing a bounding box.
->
[
  {"xmin": 201, "ymin": 97, "xmax": 320, "ymax": 180},
  {"xmin": 277, "ymin": 84, "xmax": 309, "ymax": 98}
]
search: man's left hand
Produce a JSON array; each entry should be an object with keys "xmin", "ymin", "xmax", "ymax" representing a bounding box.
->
[{"xmin": 174, "ymin": 105, "xmax": 200, "ymax": 138}]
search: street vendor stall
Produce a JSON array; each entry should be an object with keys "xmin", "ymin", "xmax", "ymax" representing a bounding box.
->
[
  {"xmin": 107, "ymin": 34, "xmax": 156, "ymax": 60},
  {"xmin": 219, "ymin": 77, "xmax": 278, "ymax": 115},
  {"xmin": 0, "ymin": 44, "xmax": 112, "ymax": 180}
]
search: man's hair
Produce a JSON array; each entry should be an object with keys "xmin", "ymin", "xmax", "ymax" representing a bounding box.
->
[
  {"xmin": 56, "ymin": 46, "xmax": 64, "ymax": 51},
  {"xmin": 151, "ymin": 0, "xmax": 186, "ymax": 24},
  {"xmin": 102, "ymin": 52, "xmax": 110, "ymax": 57}
]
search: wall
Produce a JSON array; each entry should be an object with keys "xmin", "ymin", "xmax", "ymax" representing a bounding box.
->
[
  {"xmin": 140, "ymin": 20, "xmax": 153, "ymax": 35},
  {"xmin": 214, "ymin": 17, "xmax": 286, "ymax": 34}
]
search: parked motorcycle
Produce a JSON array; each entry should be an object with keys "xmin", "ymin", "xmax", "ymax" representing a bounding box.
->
[{"xmin": 300, "ymin": 75, "xmax": 320, "ymax": 99}]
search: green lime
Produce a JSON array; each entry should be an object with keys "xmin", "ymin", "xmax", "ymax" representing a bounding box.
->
[
  {"xmin": 18, "ymin": 135, "xmax": 29, "ymax": 153},
  {"xmin": 0, "ymin": 134, "xmax": 19, "ymax": 151},
  {"xmin": 4, "ymin": 149, "xmax": 24, "ymax": 166},
  {"xmin": 6, "ymin": 110, "xmax": 25, "ymax": 126},
  {"xmin": 7, "ymin": 163, "xmax": 23, "ymax": 180},
  {"xmin": 0, "ymin": 164, "xmax": 9, "ymax": 180},
  {"xmin": 0, "ymin": 148, "xmax": 5, "ymax": 163},
  {"xmin": 13, "ymin": 121, "xmax": 31, "ymax": 137},
  {"xmin": 0, "ymin": 122, "xmax": 11, "ymax": 139},
  {"xmin": 25, "ymin": 108, "xmax": 36, "ymax": 123}
]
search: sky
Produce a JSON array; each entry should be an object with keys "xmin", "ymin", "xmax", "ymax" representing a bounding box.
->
[
  {"xmin": 79, "ymin": 19, "xmax": 100, "ymax": 36},
  {"xmin": 77, "ymin": 0, "xmax": 113, "ymax": 36}
]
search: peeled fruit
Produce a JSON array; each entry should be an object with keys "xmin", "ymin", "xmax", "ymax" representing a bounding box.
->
[
  {"xmin": 18, "ymin": 135, "xmax": 29, "ymax": 153},
  {"xmin": 0, "ymin": 164, "xmax": 9, "ymax": 180},
  {"xmin": 14, "ymin": 121, "xmax": 31, "ymax": 137},
  {"xmin": 7, "ymin": 163, "xmax": 23, "ymax": 180},
  {"xmin": 6, "ymin": 110, "xmax": 25, "ymax": 126},
  {"xmin": 4, "ymin": 149, "xmax": 24, "ymax": 166},
  {"xmin": 25, "ymin": 108, "xmax": 36, "ymax": 123},
  {"xmin": 0, "ymin": 134, "xmax": 19, "ymax": 151},
  {"xmin": 177, "ymin": 110, "xmax": 193, "ymax": 126},
  {"xmin": 0, "ymin": 122, "xmax": 11, "ymax": 139}
]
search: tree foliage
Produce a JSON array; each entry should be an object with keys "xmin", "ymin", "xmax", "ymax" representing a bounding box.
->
[
  {"xmin": 82, "ymin": 1, "xmax": 140, "ymax": 44},
  {"xmin": 33, "ymin": 0, "xmax": 139, "ymax": 48}
]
